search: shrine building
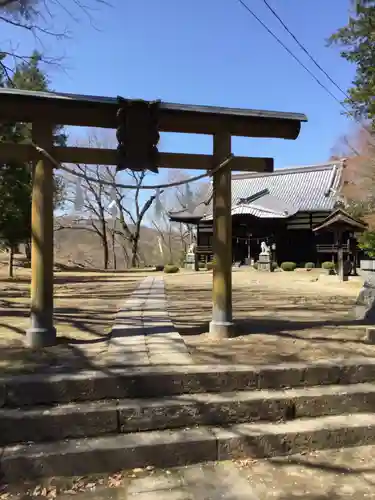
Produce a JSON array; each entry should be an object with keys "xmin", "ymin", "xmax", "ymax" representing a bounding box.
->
[{"xmin": 170, "ymin": 160, "xmax": 359, "ymax": 266}]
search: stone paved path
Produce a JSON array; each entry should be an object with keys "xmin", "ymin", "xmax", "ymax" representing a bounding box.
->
[{"xmin": 107, "ymin": 276, "xmax": 192, "ymax": 366}]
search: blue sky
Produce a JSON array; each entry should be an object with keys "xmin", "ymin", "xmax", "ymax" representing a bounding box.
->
[{"xmin": 3, "ymin": 0, "xmax": 357, "ymax": 172}]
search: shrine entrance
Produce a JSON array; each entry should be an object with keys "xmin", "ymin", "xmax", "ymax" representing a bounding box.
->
[{"xmin": 0, "ymin": 89, "xmax": 306, "ymax": 345}]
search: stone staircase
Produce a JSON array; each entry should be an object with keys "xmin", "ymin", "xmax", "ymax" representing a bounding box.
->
[{"xmin": 2, "ymin": 357, "xmax": 375, "ymax": 482}]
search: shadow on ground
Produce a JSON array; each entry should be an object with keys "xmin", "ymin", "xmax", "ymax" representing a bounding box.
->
[
  {"xmin": 0, "ymin": 273, "xmax": 147, "ymax": 375},
  {"xmin": 165, "ymin": 278, "xmax": 375, "ymax": 365}
]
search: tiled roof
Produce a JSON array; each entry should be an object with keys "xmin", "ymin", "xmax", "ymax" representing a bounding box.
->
[
  {"xmin": 313, "ymin": 208, "xmax": 367, "ymax": 232},
  {"xmin": 231, "ymin": 192, "xmax": 298, "ymax": 219},
  {"xmin": 203, "ymin": 161, "xmax": 343, "ymax": 220},
  {"xmin": 168, "ymin": 202, "xmax": 210, "ymax": 221}
]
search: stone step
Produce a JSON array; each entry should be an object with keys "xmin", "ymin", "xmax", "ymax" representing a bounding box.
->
[
  {"xmin": 2, "ymin": 357, "xmax": 375, "ymax": 407},
  {"xmin": 2, "ymin": 383, "xmax": 375, "ymax": 445},
  {"xmin": 3, "ymin": 413, "xmax": 375, "ymax": 482}
]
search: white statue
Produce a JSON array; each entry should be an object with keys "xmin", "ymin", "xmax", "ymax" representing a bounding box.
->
[
  {"xmin": 187, "ymin": 242, "xmax": 196, "ymax": 255},
  {"xmin": 260, "ymin": 241, "xmax": 270, "ymax": 255}
]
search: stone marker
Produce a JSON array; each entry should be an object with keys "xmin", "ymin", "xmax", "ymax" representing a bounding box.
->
[
  {"xmin": 355, "ymin": 272, "xmax": 375, "ymax": 322},
  {"xmin": 365, "ymin": 327, "xmax": 375, "ymax": 344}
]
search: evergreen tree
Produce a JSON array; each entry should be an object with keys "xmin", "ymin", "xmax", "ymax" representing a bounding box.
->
[
  {"xmin": 0, "ymin": 50, "xmax": 66, "ymax": 275},
  {"xmin": 329, "ymin": 4, "xmax": 375, "ymax": 128}
]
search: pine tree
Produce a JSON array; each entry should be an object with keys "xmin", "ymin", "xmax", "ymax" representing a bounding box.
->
[
  {"xmin": 329, "ymin": 4, "xmax": 375, "ymax": 128},
  {"xmin": 0, "ymin": 51, "xmax": 66, "ymax": 276}
]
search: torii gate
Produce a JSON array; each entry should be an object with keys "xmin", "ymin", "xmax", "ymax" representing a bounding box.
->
[{"xmin": 0, "ymin": 89, "xmax": 307, "ymax": 347}]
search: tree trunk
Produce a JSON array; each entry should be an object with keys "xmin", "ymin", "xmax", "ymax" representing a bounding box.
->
[
  {"xmin": 102, "ymin": 235, "xmax": 109, "ymax": 270},
  {"xmin": 99, "ymin": 217, "xmax": 109, "ymax": 270},
  {"xmin": 131, "ymin": 236, "xmax": 140, "ymax": 268},
  {"xmin": 111, "ymin": 231, "xmax": 117, "ymax": 270},
  {"xmin": 8, "ymin": 246, "xmax": 14, "ymax": 278},
  {"xmin": 121, "ymin": 243, "xmax": 130, "ymax": 268},
  {"xmin": 131, "ymin": 225, "xmax": 141, "ymax": 268}
]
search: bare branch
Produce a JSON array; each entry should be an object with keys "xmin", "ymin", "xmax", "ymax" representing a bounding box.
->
[{"xmin": 1, "ymin": 0, "xmax": 111, "ymax": 82}]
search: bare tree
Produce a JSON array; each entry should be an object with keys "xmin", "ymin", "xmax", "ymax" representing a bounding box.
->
[
  {"xmin": 78, "ymin": 164, "xmax": 111, "ymax": 269},
  {"xmin": 151, "ymin": 205, "xmax": 176, "ymax": 265},
  {"xmin": 56, "ymin": 129, "xmax": 161, "ymax": 269},
  {"xmin": 108, "ymin": 221, "xmax": 117, "ymax": 270},
  {"xmin": 109, "ymin": 169, "xmax": 159, "ymax": 268},
  {"xmin": 334, "ymin": 127, "xmax": 375, "ymax": 226},
  {"xmin": 148, "ymin": 171, "xmax": 210, "ymax": 265},
  {"xmin": 56, "ymin": 162, "xmax": 113, "ymax": 269},
  {"xmin": 53, "ymin": 131, "xmax": 115, "ymax": 269},
  {"xmin": 0, "ymin": 0, "xmax": 110, "ymax": 82}
]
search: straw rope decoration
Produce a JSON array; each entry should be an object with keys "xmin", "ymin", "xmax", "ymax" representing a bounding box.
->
[
  {"xmin": 31, "ymin": 141, "xmax": 233, "ymax": 190},
  {"xmin": 30, "ymin": 141, "xmax": 233, "ymax": 219}
]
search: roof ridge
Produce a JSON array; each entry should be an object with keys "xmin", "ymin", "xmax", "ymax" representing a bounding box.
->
[{"xmin": 232, "ymin": 161, "xmax": 343, "ymax": 180}]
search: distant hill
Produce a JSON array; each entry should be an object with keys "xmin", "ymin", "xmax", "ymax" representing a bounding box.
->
[{"xmin": 53, "ymin": 217, "xmax": 184, "ymax": 269}]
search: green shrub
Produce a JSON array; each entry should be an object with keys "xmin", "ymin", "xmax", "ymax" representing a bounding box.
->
[
  {"xmin": 164, "ymin": 264, "xmax": 180, "ymax": 274},
  {"xmin": 253, "ymin": 262, "xmax": 258, "ymax": 270},
  {"xmin": 280, "ymin": 261, "xmax": 297, "ymax": 272},
  {"xmin": 322, "ymin": 261, "xmax": 335, "ymax": 270},
  {"xmin": 155, "ymin": 265, "xmax": 164, "ymax": 272},
  {"xmin": 206, "ymin": 257, "xmax": 217, "ymax": 271},
  {"xmin": 271, "ymin": 261, "xmax": 278, "ymax": 271},
  {"xmin": 305, "ymin": 262, "xmax": 315, "ymax": 270},
  {"xmin": 358, "ymin": 231, "xmax": 375, "ymax": 258}
]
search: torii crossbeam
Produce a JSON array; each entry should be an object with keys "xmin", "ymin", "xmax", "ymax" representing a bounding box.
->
[{"xmin": 0, "ymin": 89, "xmax": 307, "ymax": 346}]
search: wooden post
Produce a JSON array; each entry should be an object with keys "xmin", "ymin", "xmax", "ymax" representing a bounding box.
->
[
  {"xmin": 26, "ymin": 122, "xmax": 56, "ymax": 347},
  {"xmin": 335, "ymin": 230, "xmax": 347, "ymax": 282},
  {"xmin": 209, "ymin": 131, "xmax": 233, "ymax": 338}
]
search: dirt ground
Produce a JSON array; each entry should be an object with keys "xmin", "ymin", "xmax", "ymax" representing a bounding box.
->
[
  {"xmin": 165, "ymin": 268, "xmax": 375, "ymax": 365},
  {"xmin": 0, "ymin": 265, "xmax": 373, "ymax": 375},
  {"xmin": 0, "ymin": 266, "xmax": 151, "ymax": 375}
]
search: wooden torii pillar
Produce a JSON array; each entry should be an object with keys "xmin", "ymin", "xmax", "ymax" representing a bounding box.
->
[
  {"xmin": 29, "ymin": 122, "xmax": 56, "ymax": 346},
  {"xmin": 0, "ymin": 89, "xmax": 306, "ymax": 345},
  {"xmin": 210, "ymin": 131, "xmax": 233, "ymax": 337}
]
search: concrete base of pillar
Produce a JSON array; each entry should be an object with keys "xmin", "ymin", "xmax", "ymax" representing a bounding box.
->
[
  {"xmin": 25, "ymin": 326, "xmax": 57, "ymax": 348},
  {"xmin": 209, "ymin": 320, "xmax": 235, "ymax": 339}
]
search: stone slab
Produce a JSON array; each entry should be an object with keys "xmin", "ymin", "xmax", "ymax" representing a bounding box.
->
[
  {"xmin": 215, "ymin": 413, "xmax": 375, "ymax": 460},
  {"xmin": 94, "ymin": 353, "xmax": 151, "ymax": 367},
  {"xmin": 4, "ymin": 358, "xmax": 375, "ymax": 406},
  {"xmin": 3, "ymin": 383, "xmax": 375, "ymax": 445},
  {"xmin": 55, "ymin": 447, "xmax": 375, "ymax": 500},
  {"xmin": 0, "ymin": 401, "xmax": 118, "ymax": 445},
  {"xmin": 0, "ymin": 428, "xmax": 217, "ymax": 482},
  {"xmin": 180, "ymin": 462, "xmax": 259, "ymax": 500},
  {"xmin": 148, "ymin": 354, "xmax": 193, "ymax": 366},
  {"xmin": 127, "ymin": 471, "xmax": 185, "ymax": 494},
  {"xmin": 105, "ymin": 343, "xmax": 148, "ymax": 353},
  {"xmin": 4, "ymin": 414, "xmax": 375, "ymax": 482},
  {"xmin": 131, "ymin": 490, "xmax": 192, "ymax": 500},
  {"xmin": 108, "ymin": 275, "xmax": 192, "ymax": 367}
]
